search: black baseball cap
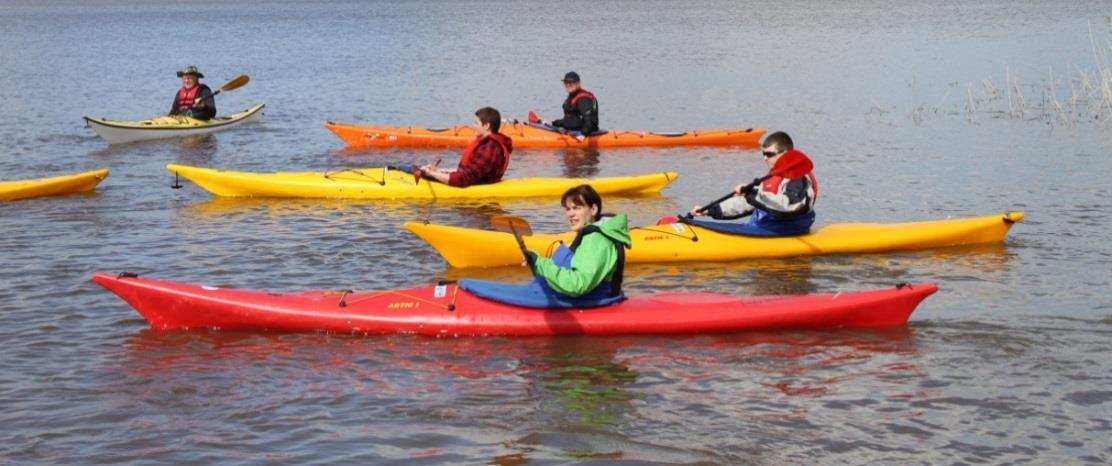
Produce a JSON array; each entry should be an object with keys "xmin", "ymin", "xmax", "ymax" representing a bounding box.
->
[{"xmin": 562, "ymin": 71, "xmax": 581, "ymax": 83}]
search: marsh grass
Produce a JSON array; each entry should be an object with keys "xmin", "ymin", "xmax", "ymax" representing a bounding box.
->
[{"xmin": 920, "ymin": 23, "xmax": 1112, "ymax": 126}]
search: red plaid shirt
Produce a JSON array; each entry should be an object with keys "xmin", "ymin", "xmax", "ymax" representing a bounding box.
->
[{"xmin": 449, "ymin": 133, "xmax": 512, "ymax": 187}]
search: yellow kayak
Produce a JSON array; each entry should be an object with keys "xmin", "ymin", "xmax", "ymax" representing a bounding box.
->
[
  {"xmin": 405, "ymin": 212, "xmax": 1025, "ymax": 268},
  {"xmin": 166, "ymin": 164, "xmax": 677, "ymax": 199},
  {"xmin": 0, "ymin": 169, "xmax": 109, "ymax": 201}
]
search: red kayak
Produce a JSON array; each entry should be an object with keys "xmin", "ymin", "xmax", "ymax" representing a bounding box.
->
[{"xmin": 92, "ymin": 273, "xmax": 938, "ymax": 337}]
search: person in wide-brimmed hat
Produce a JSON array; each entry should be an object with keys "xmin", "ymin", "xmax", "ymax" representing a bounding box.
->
[{"xmin": 169, "ymin": 65, "xmax": 216, "ymax": 120}]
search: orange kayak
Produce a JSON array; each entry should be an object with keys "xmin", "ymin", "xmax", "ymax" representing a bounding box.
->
[{"xmin": 324, "ymin": 121, "xmax": 765, "ymax": 149}]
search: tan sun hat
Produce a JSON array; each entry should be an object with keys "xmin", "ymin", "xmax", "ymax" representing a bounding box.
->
[{"xmin": 176, "ymin": 65, "xmax": 204, "ymax": 79}]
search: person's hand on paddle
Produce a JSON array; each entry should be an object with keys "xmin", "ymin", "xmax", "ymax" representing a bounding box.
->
[
  {"xmin": 688, "ymin": 205, "xmax": 707, "ymax": 217},
  {"xmin": 416, "ymin": 163, "xmax": 451, "ymax": 184},
  {"xmin": 733, "ymin": 178, "xmax": 762, "ymax": 195},
  {"xmin": 418, "ymin": 159, "xmax": 445, "ymax": 176},
  {"xmin": 520, "ymin": 250, "xmax": 538, "ymax": 268}
]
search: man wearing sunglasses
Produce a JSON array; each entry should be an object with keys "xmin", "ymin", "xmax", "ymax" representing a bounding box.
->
[
  {"xmin": 687, "ymin": 131, "xmax": 818, "ymax": 236},
  {"xmin": 539, "ymin": 71, "xmax": 600, "ymax": 139}
]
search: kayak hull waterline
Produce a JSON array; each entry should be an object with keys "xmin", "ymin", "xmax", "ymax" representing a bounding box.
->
[
  {"xmin": 0, "ymin": 169, "xmax": 109, "ymax": 201},
  {"xmin": 406, "ymin": 212, "xmax": 1024, "ymax": 268},
  {"xmin": 84, "ymin": 103, "xmax": 265, "ymax": 144},
  {"xmin": 324, "ymin": 121, "xmax": 765, "ymax": 149},
  {"xmin": 166, "ymin": 164, "xmax": 677, "ymax": 199},
  {"xmin": 91, "ymin": 273, "xmax": 938, "ymax": 336}
]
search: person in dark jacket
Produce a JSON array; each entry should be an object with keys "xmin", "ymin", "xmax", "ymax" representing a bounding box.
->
[
  {"xmin": 419, "ymin": 107, "xmax": 513, "ymax": 187},
  {"xmin": 169, "ymin": 65, "xmax": 216, "ymax": 120},
  {"xmin": 542, "ymin": 71, "xmax": 599, "ymax": 138},
  {"xmin": 688, "ymin": 131, "xmax": 819, "ymax": 236}
]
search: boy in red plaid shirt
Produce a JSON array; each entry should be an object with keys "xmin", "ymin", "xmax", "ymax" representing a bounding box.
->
[{"xmin": 419, "ymin": 107, "xmax": 513, "ymax": 187}]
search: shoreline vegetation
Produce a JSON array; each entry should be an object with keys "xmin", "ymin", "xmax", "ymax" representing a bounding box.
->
[{"xmin": 910, "ymin": 22, "xmax": 1112, "ymax": 126}]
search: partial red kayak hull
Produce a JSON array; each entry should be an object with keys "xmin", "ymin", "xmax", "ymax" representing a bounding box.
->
[{"xmin": 92, "ymin": 273, "xmax": 937, "ymax": 336}]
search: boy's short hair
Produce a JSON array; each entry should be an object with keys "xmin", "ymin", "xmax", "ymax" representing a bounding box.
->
[
  {"xmin": 762, "ymin": 131, "xmax": 794, "ymax": 151},
  {"xmin": 475, "ymin": 107, "xmax": 501, "ymax": 133}
]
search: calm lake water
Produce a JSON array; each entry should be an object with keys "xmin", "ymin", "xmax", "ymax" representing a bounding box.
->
[{"xmin": 1, "ymin": 0, "xmax": 1111, "ymax": 464}]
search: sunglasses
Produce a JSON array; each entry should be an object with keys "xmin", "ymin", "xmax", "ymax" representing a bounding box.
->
[{"xmin": 761, "ymin": 150, "xmax": 781, "ymax": 158}]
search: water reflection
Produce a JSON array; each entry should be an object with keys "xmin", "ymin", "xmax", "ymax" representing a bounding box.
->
[
  {"xmin": 177, "ymin": 197, "xmax": 520, "ymax": 228},
  {"xmin": 711, "ymin": 328, "xmax": 923, "ymax": 394},
  {"xmin": 117, "ymin": 325, "xmax": 922, "ymax": 463},
  {"xmin": 630, "ymin": 258, "xmax": 818, "ymax": 296},
  {"xmin": 172, "ymin": 135, "xmax": 221, "ymax": 166},
  {"xmin": 560, "ymin": 148, "xmax": 601, "ymax": 178},
  {"xmin": 85, "ymin": 133, "xmax": 220, "ymax": 165},
  {"xmin": 904, "ymin": 242, "xmax": 1016, "ymax": 276},
  {"xmin": 525, "ymin": 338, "xmax": 640, "ymax": 429}
]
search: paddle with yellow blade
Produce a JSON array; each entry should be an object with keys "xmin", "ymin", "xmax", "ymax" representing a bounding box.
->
[
  {"xmin": 185, "ymin": 74, "xmax": 250, "ymax": 111},
  {"xmin": 490, "ymin": 215, "xmax": 539, "ymax": 274},
  {"xmin": 181, "ymin": 74, "xmax": 250, "ymax": 116},
  {"xmin": 211, "ymin": 74, "xmax": 250, "ymax": 98}
]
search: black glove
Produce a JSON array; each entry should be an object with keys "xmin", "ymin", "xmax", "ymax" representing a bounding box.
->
[{"xmin": 524, "ymin": 251, "xmax": 538, "ymax": 268}]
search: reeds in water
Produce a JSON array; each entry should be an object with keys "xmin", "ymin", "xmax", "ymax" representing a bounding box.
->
[{"xmin": 954, "ymin": 23, "xmax": 1112, "ymax": 125}]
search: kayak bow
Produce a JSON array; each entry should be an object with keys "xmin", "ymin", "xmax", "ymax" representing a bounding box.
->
[{"xmin": 1, "ymin": 169, "xmax": 109, "ymax": 201}]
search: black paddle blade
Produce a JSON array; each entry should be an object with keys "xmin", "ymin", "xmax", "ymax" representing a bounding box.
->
[{"xmin": 490, "ymin": 216, "xmax": 534, "ymax": 236}]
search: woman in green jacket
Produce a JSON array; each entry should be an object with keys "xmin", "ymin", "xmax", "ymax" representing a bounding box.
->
[{"xmin": 525, "ymin": 185, "xmax": 631, "ymax": 299}]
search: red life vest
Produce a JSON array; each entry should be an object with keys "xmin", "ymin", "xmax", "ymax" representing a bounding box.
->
[
  {"xmin": 568, "ymin": 89, "xmax": 595, "ymax": 107},
  {"xmin": 176, "ymin": 85, "xmax": 201, "ymax": 113},
  {"xmin": 460, "ymin": 134, "xmax": 511, "ymax": 178},
  {"xmin": 761, "ymin": 149, "xmax": 819, "ymax": 204}
]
